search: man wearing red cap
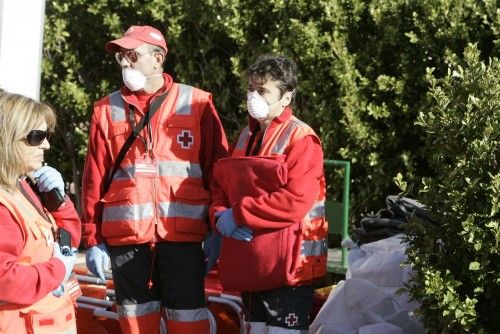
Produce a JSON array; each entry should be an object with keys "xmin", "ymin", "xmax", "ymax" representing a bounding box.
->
[{"xmin": 81, "ymin": 25, "xmax": 228, "ymax": 334}]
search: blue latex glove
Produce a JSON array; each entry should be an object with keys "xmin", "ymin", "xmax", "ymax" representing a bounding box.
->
[
  {"xmin": 230, "ymin": 226, "xmax": 254, "ymax": 241},
  {"xmin": 52, "ymin": 242, "xmax": 77, "ymax": 283},
  {"xmin": 32, "ymin": 166, "xmax": 64, "ymax": 197},
  {"xmin": 85, "ymin": 243, "xmax": 111, "ymax": 282},
  {"xmin": 215, "ymin": 208, "xmax": 237, "ymax": 236},
  {"xmin": 203, "ymin": 231, "xmax": 222, "ymax": 275}
]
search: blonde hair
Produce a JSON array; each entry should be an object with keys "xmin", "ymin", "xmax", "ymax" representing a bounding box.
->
[{"xmin": 0, "ymin": 90, "xmax": 56, "ymax": 190}]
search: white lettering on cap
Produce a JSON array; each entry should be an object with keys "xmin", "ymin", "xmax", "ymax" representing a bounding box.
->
[{"xmin": 150, "ymin": 32, "xmax": 163, "ymax": 41}]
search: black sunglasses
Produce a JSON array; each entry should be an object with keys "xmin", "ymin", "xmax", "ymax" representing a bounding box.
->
[{"xmin": 25, "ymin": 130, "xmax": 52, "ymax": 146}]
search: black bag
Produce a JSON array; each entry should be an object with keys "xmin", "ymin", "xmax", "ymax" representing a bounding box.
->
[
  {"xmin": 385, "ymin": 195, "xmax": 437, "ymax": 226},
  {"xmin": 353, "ymin": 195, "xmax": 436, "ymax": 244}
]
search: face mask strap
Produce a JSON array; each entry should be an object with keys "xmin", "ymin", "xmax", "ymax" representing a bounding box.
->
[{"xmin": 145, "ymin": 73, "xmax": 163, "ymax": 79}]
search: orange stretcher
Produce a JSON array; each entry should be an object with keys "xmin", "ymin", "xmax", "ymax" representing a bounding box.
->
[{"xmin": 73, "ymin": 265, "xmax": 244, "ymax": 334}]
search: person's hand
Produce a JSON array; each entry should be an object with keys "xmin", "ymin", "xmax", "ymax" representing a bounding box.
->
[
  {"xmin": 32, "ymin": 166, "xmax": 65, "ymax": 197},
  {"xmin": 230, "ymin": 226, "xmax": 254, "ymax": 241},
  {"xmin": 215, "ymin": 208, "xmax": 237, "ymax": 236},
  {"xmin": 52, "ymin": 242, "xmax": 77, "ymax": 283},
  {"xmin": 85, "ymin": 243, "xmax": 110, "ymax": 282},
  {"xmin": 203, "ymin": 232, "xmax": 222, "ymax": 275}
]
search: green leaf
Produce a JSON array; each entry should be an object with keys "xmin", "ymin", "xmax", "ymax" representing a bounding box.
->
[{"xmin": 469, "ymin": 262, "xmax": 481, "ymax": 271}]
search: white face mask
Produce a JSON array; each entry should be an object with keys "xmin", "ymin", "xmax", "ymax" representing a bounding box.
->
[
  {"xmin": 122, "ymin": 67, "xmax": 161, "ymax": 92},
  {"xmin": 247, "ymin": 91, "xmax": 274, "ymax": 120}
]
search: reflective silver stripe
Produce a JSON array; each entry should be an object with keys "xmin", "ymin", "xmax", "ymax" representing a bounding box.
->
[
  {"xmin": 158, "ymin": 202, "xmax": 207, "ymax": 220},
  {"xmin": 109, "ymin": 90, "xmax": 126, "ymax": 122},
  {"xmin": 102, "ymin": 203, "xmax": 154, "ymax": 222},
  {"xmin": 301, "ymin": 239, "xmax": 328, "ymax": 256},
  {"xmin": 112, "ymin": 162, "xmax": 203, "ymax": 180},
  {"xmin": 113, "ymin": 165, "xmax": 135, "ymax": 180},
  {"xmin": 166, "ymin": 307, "xmax": 209, "ymax": 322},
  {"xmin": 58, "ymin": 328, "xmax": 77, "ymax": 334},
  {"xmin": 58, "ymin": 329, "xmax": 77, "ymax": 334},
  {"xmin": 308, "ymin": 201, "xmax": 325, "ymax": 220},
  {"xmin": 158, "ymin": 161, "xmax": 202, "ymax": 178},
  {"xmin": 103, "ymin": 201, "xmax": 207, "ymax": 222},
  {"xmin": 272, "ymin": 121, "xmax": 296, "ymax": 154},
  {"xmin": 268, "ymin": 327, "xmax": 307, "ymax": 334},
  {"xmin": 235, "ymin": 126, "xmax": 250, "ymax": 150},
  {"xmin": 118, "ymin": 301, "xmax": 161, "ymax": 317},
  {"xmin": 272, "ymin": 119, "xmax": 309, "ymax": 154},
  {"xmin": 176, "ymin": 84, "xmax": 193, "ymax": 115}
]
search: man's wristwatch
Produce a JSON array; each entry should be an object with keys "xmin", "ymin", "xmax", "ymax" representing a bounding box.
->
[{"xmin": 52, "ymin": 284, "xmax": 65, "ymax": 297}]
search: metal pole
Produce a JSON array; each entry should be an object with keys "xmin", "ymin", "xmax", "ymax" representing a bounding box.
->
[{"xmin": 324, "ymin": 159, "xmax": 351, "ymax": 271}]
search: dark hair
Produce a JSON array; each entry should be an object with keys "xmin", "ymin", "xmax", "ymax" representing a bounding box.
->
[{"xmin": 247, "ymin": 55, "xmax": 298, "ymax": 97}]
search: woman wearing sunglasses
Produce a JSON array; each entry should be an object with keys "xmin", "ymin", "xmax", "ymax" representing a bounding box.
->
[{"xmin": 0, "ymin": 90, "xmax": 81, "ymax": 334}]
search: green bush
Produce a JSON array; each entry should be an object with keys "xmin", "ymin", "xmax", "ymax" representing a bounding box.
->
[{"xmin": 405, "ymin": 44, "xmax": 499, "ymax": 333}]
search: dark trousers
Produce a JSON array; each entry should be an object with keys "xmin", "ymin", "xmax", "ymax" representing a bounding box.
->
[
  {"xmin": 108, "ymin": 241, "xmax": 206, "ymax": 309},
  {"xmin": 242, "ymin": 285, "xmax": 315, "ymax": 330}
]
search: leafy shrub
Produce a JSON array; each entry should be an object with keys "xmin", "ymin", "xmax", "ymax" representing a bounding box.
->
[{"xmin": 405, "ymin": 44, "xmax": 499, "ymax": 333}]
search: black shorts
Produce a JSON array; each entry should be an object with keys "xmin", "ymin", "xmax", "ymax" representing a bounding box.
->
[
  {"xmin": 242, "ymin": 285, "xmax": 315, "ymax": 330},
  {"xmin": 108, "ymin": 242, "xmax": 206, "ymax": 309}
]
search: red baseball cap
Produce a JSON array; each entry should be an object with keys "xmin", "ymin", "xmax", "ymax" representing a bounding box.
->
[{"xmin": 105, "ymin": 25, "xmax": 168, "ymax": 53}]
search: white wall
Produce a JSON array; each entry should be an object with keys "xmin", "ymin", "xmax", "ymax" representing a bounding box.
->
[{"xmin": 0, "ymin": 0, "xmax": 46, "ymax": 100}]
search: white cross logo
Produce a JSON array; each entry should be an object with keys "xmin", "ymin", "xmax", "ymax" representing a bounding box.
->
[
  {"xmin": 177, "ymin": 130, "xmax": 194, "ymax": 149},
  {"xmin": 285, "ymin": 313, "xmax": 299, "ymax": 327}
]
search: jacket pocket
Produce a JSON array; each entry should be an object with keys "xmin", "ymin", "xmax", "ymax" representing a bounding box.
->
[
  {"xmin": 106, "ymin": 122, "xmax": 138, "ymax": 160},
  {"xmin": 166, "ymin": 114, "xmax": 196, "ymax": 128},
  {"xmin": 22, "ymin": 301, "xmax": 76, "ymax": 334},
  {"xmin": 170, "ymin": 182, "xmax": 209, "ymax": 235},
  {"xmin": 100, "ymin": 187, "xmax": 144, "ymax": 238},
  {"xmin": 219, "ymin": 225, "xmax": 293, "ymax": 291}
]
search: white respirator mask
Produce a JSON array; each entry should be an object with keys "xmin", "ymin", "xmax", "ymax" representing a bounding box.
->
[
  {"xmin": 247, "ymin": 91, "xmax": 273, "ymax": 120},
  {"xmin": 122, "ymin": 67, "xmax": 161, "ymax": 92}
]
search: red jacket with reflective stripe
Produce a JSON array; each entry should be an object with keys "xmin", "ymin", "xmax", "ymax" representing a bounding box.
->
[
  {"xmin": 210, "ymin": 107, "xmax": 327, "ymax": 290},
  {"xmin": 0, "ymin": 183, "xmax": 78, "ymax": 333},
  {"xmin": 82, "ymin": 76, "xmax": 228, "ymax": 247}
]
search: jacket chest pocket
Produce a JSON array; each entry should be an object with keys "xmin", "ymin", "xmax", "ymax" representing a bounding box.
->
[
  {"xmin": 163, "ymin": 116, "xmax": 199, "ymax": 155},
  {"xmin": 106, "ymin": 122, "xmax": 142, "ymax": 159}
]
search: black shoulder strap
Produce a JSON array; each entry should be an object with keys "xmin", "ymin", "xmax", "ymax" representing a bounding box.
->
[
  {"xmin": 103, "ymin": 89, "xmax": 170, "ymax": 194},
  {"xmin": 244, "ymin": 123, "xmax": 262, "ymax": 156},
  {"xmin": 18, "ymin": 179, "xmax": 52, "ymax": 224}
]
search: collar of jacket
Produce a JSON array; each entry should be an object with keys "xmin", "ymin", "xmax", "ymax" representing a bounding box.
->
[{"xmin": 120, "ymin": 73, "xmax": 174, "ymax": 112}]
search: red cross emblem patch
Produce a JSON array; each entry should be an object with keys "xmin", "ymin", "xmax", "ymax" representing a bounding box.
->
[
  {"xmin": 285, "ymin": 313, "xmax": 298, "ymax": 327},
  {"xmin": 177, "ymin": 130, "xmax": 194, "ymax": 149}
]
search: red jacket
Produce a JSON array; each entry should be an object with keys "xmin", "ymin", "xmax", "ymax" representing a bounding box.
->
[
  {"xmin": 0, "ymin": 180, "xmax": 81, "ymax": 306},
  {"xmin": 210, "ymin": 107, "xmax": 327, "ymax": 291},
  {"xmin": 211, "ymin": 107, "xmax": 324, "ymax": 231},
  {"xmin": 81, "ymin": 74, "xmax": 228, "ymax": 247}
]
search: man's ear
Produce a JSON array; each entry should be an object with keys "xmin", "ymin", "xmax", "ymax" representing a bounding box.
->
[
  {"xmin": 281, "ymin": 91, "xmax": 293, "ymax": 107},
  {"xmin": 155, "ymin": 52, "xmax": 166, "ymax": 69}
]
